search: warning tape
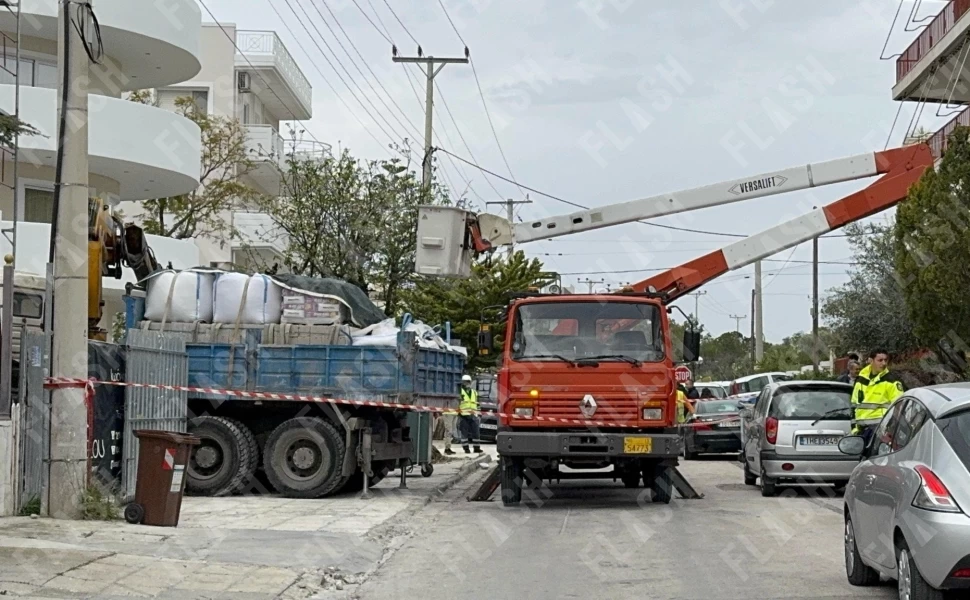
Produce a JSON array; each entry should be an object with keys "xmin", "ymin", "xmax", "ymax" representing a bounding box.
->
[{"xmin": 43, "ymin": 377, "xmax": 741, "ymax": 430}]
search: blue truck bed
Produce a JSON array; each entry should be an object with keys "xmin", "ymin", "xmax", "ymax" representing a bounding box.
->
[{"xmin": 124, "ymin": 295, "xmax": 465, "ymax": 408}]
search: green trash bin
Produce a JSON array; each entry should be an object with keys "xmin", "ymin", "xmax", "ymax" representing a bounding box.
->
[{"xmin": 408, "ymin": 411, "xmax": 434, "ymax": 476}]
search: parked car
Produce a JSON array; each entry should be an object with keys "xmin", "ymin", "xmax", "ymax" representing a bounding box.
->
[
  {"xmin": 740, "ymin": 380, "xmax": 856, "ymax": 496},
  {"xmin": 730, "ymin": 372, "xmax": 795, "ymax": 396},
  {"xmin": 683, "ymin": 399, "xmax": 742, "ymax": 459},
  {"xmin": 695, "ymin": 382, "xmax": 729, "ymax": 399},
  {"xmin": 840, "ymin": 384, "xmax": 970, "ymax": 600},
  {"xmin": 475, "ymin": 374, "xmax": 498, "ymax": 443}
]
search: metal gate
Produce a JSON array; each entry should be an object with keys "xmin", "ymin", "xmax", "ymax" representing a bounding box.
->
[
  {"xmin": 18, "ymin": 329, "xmax": 49, "ymax": 513},
  {"xmin": 122, "ymin": 330, "xmax": 188, "ymax": 501}
]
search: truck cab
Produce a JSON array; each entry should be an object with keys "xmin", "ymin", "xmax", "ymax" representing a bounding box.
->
[{"xmin": 493, "ymin": 294, "xmax": 687, "ymax": 505}]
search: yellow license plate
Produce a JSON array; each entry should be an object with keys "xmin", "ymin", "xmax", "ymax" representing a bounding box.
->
[{"xmin": 623, "ymin": 437, "xmax": 652, "ymax": 454}]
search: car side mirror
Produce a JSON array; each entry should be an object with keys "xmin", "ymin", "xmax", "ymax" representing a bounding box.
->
[
  {"xmin": 683, "ymin": 329, "xmax": 701, "ymax": 362},
  {"xmin": 838, "ymin": 436, "xmax": 866, "ymax": 457}
]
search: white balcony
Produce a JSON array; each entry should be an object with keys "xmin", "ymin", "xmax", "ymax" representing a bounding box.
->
[
  {"xmin": 236, "ymin": 31, "xmax": 312, "ymax": 120},
  {"xmin": 243, "ymin": 124, "xmax": 284, "ymax": 195},
  {"xmin": 893, "ymin": 0, "xmax": 970, "ymax": 103},
  {"xmin": 232, "ymin": 211, "xmax": 287, "ymax": 272}
]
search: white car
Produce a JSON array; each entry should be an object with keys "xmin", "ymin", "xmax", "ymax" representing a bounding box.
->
[
  {"xmin": 694, "ymin": 382, "xmax": 729, "ymax": 399},
  {"xmin": 729, "ymin": 372, "xmax": 795, "ymax": 397}
]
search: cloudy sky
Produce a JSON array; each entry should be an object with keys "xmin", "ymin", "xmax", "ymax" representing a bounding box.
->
[{"xmin": 202, "ymin": 0, "xmax": 949, "ymax": 342}]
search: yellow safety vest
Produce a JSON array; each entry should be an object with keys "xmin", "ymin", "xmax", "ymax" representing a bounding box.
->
[
  {"xmin": 676, "ymin": 389, "xmax": 689, "ymax": 424},
  {"xmin": 851, "ymin": 365, "xmax": 903, "ymax": 421},
  {"xmin": 459, "ymin": 388, "xmax": 479, "ymax": 414}
]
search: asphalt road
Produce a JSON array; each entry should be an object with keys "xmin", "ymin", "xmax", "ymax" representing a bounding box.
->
[{"xmin": 356, "ymin": 456, "xmax": 898, "ymax": 600}]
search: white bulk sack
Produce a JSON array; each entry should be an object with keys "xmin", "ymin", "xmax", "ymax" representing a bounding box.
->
[
  {"xmin": 144, "ymin": 270, "xmax": 215, "ymax": 323},
  {"xmin": 213, "ymin": 273, "xmax": 283, "ymax": 325}
]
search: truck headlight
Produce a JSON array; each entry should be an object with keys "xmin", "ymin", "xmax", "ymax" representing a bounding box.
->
[
  {"xmin": 642, "ymin": 408, "xmax": 663, "ymax": 420},
  {"xmin": 514, "ymin": 407, "xmax": 534, "ymax": 419}
]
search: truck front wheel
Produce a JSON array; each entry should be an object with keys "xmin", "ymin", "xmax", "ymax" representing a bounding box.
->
[
  {"xmin": 186, "ymin": 416, "xmax": 258, "ymax": 496},
  {"xmin": 263, "ymin": 417, "xmax": 348, "ymax": 498},
  {"xmin": 647, "ymin": 464, "xmax": 673, "ymax": 504},
  {"xmin": 500, "ymin": 457, "xmax": 523, "ymax": 506}
]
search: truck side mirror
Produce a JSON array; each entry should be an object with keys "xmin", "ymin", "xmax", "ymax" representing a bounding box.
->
[
  {"xmin": 478, "ymin": 325, "xmax": 493, "ymax": 356},
  {"xmin": 683, "ymin": 329, "xmax": 701, "ymax": 362}
]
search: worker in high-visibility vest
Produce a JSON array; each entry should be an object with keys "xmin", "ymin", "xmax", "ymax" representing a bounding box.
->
[
  {"xmin": 458, "ymin": 374, "xmax": 482, "ymax": 454},
  {"xmin": 851, "ymin": 349, "xmax": 904, "ymax": 437},
  {"xmin": 676, "ymin": 384, "xmax": 695, "ymax": 424}
]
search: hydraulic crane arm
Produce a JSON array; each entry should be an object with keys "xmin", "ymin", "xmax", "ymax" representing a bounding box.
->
[
  {"xmin": 414, "ymin": 143, "xmax": 933, "ymax": 283},
  {"xmin": 631, "ymin": 143, "xmax": 932, "ymax": 303}
]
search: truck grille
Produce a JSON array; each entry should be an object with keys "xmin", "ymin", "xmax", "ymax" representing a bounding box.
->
[{"xmin": 538, "ymin": 397, "xmax": 640, "ymax": 424}]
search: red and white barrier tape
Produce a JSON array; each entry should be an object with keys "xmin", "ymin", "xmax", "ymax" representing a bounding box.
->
[{"xmin": 43, "ymin": 377, "xmax": 740, "ymax": 429}]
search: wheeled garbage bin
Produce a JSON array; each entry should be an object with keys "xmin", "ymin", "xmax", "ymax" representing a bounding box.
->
[{"xmin": 124, "ymin": 430, "xmax": 200, "ymax": 527}]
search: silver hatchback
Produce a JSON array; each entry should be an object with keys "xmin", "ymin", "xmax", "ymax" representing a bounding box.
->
[
  {"xmin": 741, "ymin": 381, "xmax": 857, "ymax": 497},
  {"xmin": 840, "ymin": 384, "xmax": 970, "ymax": 599}
]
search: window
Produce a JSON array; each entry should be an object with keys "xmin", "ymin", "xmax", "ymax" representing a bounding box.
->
[
  {"xmin": 12, "ymin": 292, "xmax": 42, "ymax": 319},
  {"xmin": 512, "ymin": 301, "xmax": 664, "ymax": 362},
  {"xmin": 696, "ymin": 400, "xmax": 739, "ymax": 415},
  {"xmin": 754, "ymin": 388, "xmax": 771, "ymax": 417},
  {"xmin": 0, "ymin": 57, "xmax": 34, "ymax": 87},
  {"xmin": 871, "ymin": 400, "xmax": 905, "ymax": 456},
  {"xmin": 747, "ymin": 376, "xmax": 770, "ymax": 393},
  {"xmin": 23, "ymin": 187, "xmax": 54, "ymax": 224},
  {"xmin": 191, "ymin": 90, "xmax": 208, "ymax": 114},
  {"xmin": 892, "ymin": 398, "xmax": 929, "ymax": 452},
  {"xmin": 768, "ymin": 386, "xmax": 852, "ymax": 420},
  {"xmin": 940, "ymin": 408, "xmax": 970, "ymax": 473},
  {"xmin": 34, "ymin": 62, "xmax": 57, "ymax": 88}
]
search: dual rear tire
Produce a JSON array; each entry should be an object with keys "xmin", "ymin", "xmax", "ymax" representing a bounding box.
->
[{"xmin": 185, "ymin": 416, "xmax": 259, "ymax": 497}]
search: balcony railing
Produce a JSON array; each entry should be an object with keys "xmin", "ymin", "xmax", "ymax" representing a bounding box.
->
[
  {"xmin": 288, "ymin": 139, "xmax": 332, "ymax": 162},
  {"xmin": 897, "ymin": 0, "xmax": 970, "ymax": 83},
  {"xmin": 245, "ymin": 124, "xmax": 285, "ymax": 166},
  {"xmin": 232, "ymin": 211, "xmax": 286, "ymax": 255},
  {"xmin": 236, "ymin": 30, "xmax": 312, "ymax": 110},
  {"xmin": 925, "ymin": 105, "xmax": 970, "ymax": 159}
]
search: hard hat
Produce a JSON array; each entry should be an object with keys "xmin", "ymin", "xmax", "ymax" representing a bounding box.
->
[{"xmin": 462, "ymin": 374, "xmax": 473, "ymax": 383}]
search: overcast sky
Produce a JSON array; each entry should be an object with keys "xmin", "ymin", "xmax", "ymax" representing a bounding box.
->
[{"xmin": 202, "ymin": 0, "xmax": 950, "ymax": 343}]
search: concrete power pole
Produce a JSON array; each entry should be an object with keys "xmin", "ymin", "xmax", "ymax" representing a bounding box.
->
[
  {"xmin": 486, "ymin": 197, "xmax": 532, "ymax": 254},
  {"xmin": 579, "ymin": 278, "xmax": 604, "ymax": 294},
  {"xmin": 750, "ymin": 289, "xmax": 756, "ymax": 365},
  {"xmin": 754, "ymin": 260, "xmax": 764, "ymax": 363},
  {"xmin": 688, "ymin": 290, "xmax": 707, "ymax": 327},
  {"xmin": 730, "ymin": 314, "xmax": 746, "ymax": 334},
  {"xmin": 48, "ymin": 0, "xmax": 91, "ymax": 519},
  {"xmin": 392, "ymin": 52, "xmax": 468, "ymax": 189},
  {"xmin": 812, "ymin": 236, "xmax": 820, "ymax": 375}
]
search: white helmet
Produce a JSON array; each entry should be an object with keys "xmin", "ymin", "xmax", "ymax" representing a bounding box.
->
[{"xmin": 462, "ymin": 374, "xmax": 473, "ymax": 384}]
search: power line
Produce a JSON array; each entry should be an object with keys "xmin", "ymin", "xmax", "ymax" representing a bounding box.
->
[
  {"xmin": 266, "ymin": 0, "xmax": 400, "ymax": 154},
  {"xmin": 436, "ymin": 97, "xmax": 506, "ymax": 198},
  {"xmin": 879, "ymin": 0, "xmax": 907, "ymax": 59},
  {"xmin": 381, "ymin": 0, "xmax": 421, "ymax": 47},
  {"xmin": 351, "ymin": 0, "xmax": 393, "ymax": 44},
  {"xmin": 438, "ymin": 0, "xmax": 468, "ymax": 46},
  {"xmin": 762, "ymin": 246, "xmax": 799, "ymax": 289}
]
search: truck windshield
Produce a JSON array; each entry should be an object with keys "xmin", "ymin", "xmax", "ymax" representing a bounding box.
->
[{"xmin": 512, "ymin": 301, "xmax": 664, "ymax": 363}]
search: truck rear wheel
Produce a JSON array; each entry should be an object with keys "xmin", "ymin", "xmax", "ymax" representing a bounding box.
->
[
  {"xmin": 263, "ymin": 417, "xmax": 348, "ymax": 498},
  {"xmin": 500, "ymin": 457, "xmax": 523, "ymax": 506},
  {"xmin": 186, "ymin": 416, "xmax": 257, "ymax": 496}
]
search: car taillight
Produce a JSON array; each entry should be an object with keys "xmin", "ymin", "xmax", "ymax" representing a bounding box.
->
[
  {"xmin": 691, "ymin": 422, "xmax": 712, "ymax": 431},
  {"xmin": 952, "ymin": 568, "xmax": 970, "ymax": 579},
  {"xmin": 913, "ymin": 465, "xmax": 962, "ymax": 513},
  {"xmin": 765, "ymin": 417, "xmax": 778, "ymax": 444}
]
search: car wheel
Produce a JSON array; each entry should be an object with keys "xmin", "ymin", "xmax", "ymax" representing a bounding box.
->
[
  {"xmin": 760, "ymin": 466, "xmax": 777, "ymax": 497},
  {"xmin": 742, "ymin": 460, "xmax": 757, "ymax": 486},
  {"xmin": 683, "ymin": 446, "xmax": 696, "ymax": 460},
  {"xmin": 844, "ymin": 514, "xmax": 879, "ymax": 586},
  {"xmin": 897, "ymin": 540, "xmax": 945, "ymax": 600}
]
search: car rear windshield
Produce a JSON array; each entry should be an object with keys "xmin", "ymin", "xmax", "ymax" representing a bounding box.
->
[
  {"xmin": 939, "ymin": 409, "xmax": 970, "ymax": 473},
  {"xmin": 769, "ymin": 386, "xmax": 851, "ymax": 420},
  {"xmin": 696, "ymin": 400, "xmax": 738, "ymax": 414}
]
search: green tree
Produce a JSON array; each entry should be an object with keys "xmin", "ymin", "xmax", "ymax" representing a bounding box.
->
[
  {"xmin": 894, "ymin": 126, "xmax": 970, "ymax": 349},
  {"xmin": 0, "ymin": 113, "xmax": 40, "ymax": 148},
  {"xmin": 821, "ymin": 222, "xmax": 919, "ymax": 356},
  {"xmin": 696, "ymin": 331, "xmax": 753, "ymax": 381},
  {"xmin": 138, "ymin": 96, "xmax": 259, "ymax": 240},
  {"xmin": 400, "ymin": 251, "xmax": 550, "ymax": 370}
]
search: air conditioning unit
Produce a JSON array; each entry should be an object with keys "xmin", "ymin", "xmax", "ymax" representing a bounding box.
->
[{"xmin": 237, "ymin": 72, "xmax": 252, "ymax": 92}]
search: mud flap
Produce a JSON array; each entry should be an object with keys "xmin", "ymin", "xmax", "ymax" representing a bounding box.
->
[{"xmin": 670, "ymin": 467, "xmax": 704, "ymax": 499}]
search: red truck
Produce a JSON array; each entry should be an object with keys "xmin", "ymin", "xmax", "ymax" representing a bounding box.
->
[{"xmin": 415, "ymin": 143, "xmax": 932, "ymax": 505}]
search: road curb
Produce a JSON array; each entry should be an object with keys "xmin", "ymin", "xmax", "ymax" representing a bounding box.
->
[{"xmin": 431, "ymin": 453, "xmax": 493, "ymax": 499}]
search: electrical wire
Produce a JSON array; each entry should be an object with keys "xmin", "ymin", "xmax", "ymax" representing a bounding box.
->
[
  {"xmin": 381, "ymin": 0, "xmax": 421, "ymax": 47},
  {"xmin": 351, "ymin": 0, "xmax": 393, "ymax": 44},
  {"xmin": 438, "ymin": 0, "xmax": 468, "ymax": 46},
  {"xmin": 436, "ymin": 99, "xmax": 506, "ymax": 198},
  {"xmin": 72, "ymin": 3, "xmax": 103, "ymax": 65},
  {"xmin": 904, "ymin": 0, "xmax": 936, "ymax": 31},
  {"xmin": 762, "ymin": 246, "xmax": 798, "ymax": 289},
  {"xmin": 879, "ymin": 0, "xmax": 907, "ymax": 59}
]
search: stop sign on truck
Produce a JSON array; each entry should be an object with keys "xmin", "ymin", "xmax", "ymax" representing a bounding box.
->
[{"xmin": 674, "ymin": 366, "xmax": 692, "ymax": 383}]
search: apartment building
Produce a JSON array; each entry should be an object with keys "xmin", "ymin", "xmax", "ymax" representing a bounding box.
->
[
  {"xmin": 892, "ymin": 0, "xmax": 970, "ymax": 158},
  {"xmin": 153, "ymin": 23, "xmax": 328, "ymax": 272}
]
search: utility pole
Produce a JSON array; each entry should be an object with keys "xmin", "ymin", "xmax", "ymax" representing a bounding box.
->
[
  {"xmin": 808, "ymin": 207, "xmax": 821, "ymax": 375},
  {"xmin": 688, "ymin": 290, "xmax": 707, "ymax": 327},
  {"xmin": 754, "ymin": 260, "xmax": 764, "ymax": 363},
  {"xmin": 578, "ymin": 278, "xmax": 604, "ymax": 294},
  {"xmin": 392, "ymin": 51, "xmax": 468, "ymax": 190},
  {"xmin": 486, "ymin": 197, "xmax": 532, "ymax": 253},
  {"xmin": 730, "ymin": 314, "xmax": 746, "ymax": 334},
  {"xmin": 750, "ymin": 289, "xmax": 756, "ymax": 365},
  {"xmin": 48, "ymin": 0, "xmax": 91, "ymax": 519}
]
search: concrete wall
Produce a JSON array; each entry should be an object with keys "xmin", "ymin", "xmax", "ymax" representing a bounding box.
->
[{"xmin": 0, "ymin": 416, "xmax": 15, "ymax": 516}]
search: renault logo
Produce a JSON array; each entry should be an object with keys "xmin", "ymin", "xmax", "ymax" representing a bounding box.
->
[{"xmin": 580, "ymin": 394, "xmax": 597, "ymax": 418}]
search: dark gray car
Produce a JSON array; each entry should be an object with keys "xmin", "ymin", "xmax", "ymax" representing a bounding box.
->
[
  {"xmin": 840, "ymin": 383, "xmax": 970, "ymax": 599},
  {"xmin": 475, "ymin": 374, "xmax": 498, "ymax": 443}
]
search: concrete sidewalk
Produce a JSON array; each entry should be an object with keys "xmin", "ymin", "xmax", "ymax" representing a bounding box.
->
[{"xmin": 0, "ymin": 445, "xmax": 494, "ymax": 599}]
